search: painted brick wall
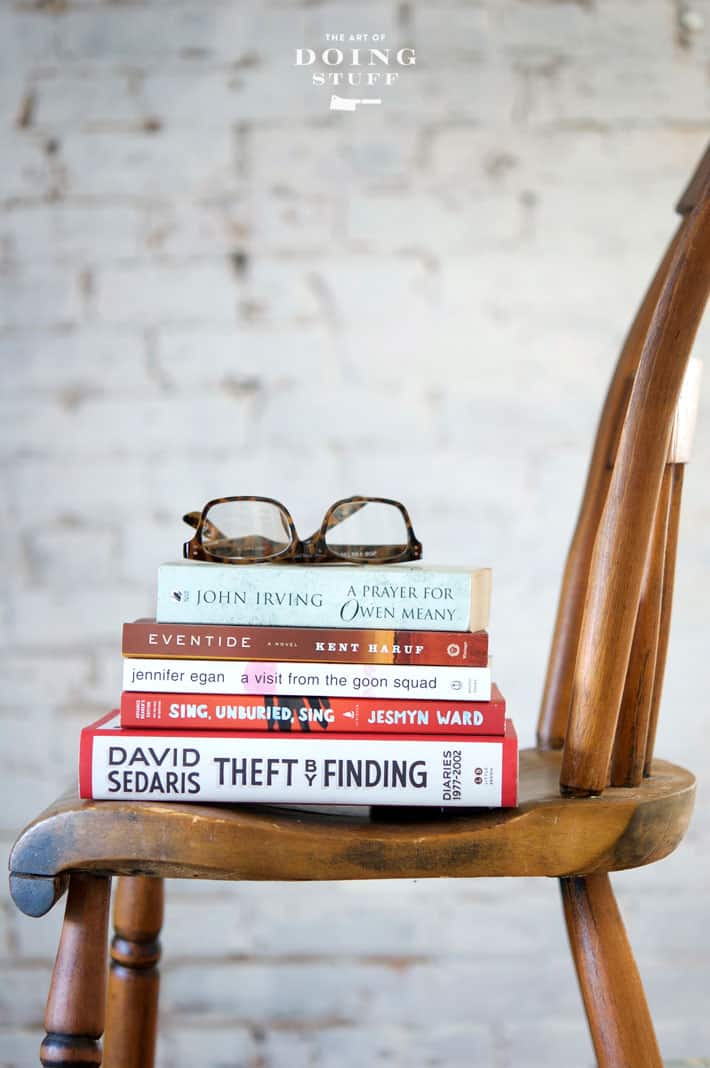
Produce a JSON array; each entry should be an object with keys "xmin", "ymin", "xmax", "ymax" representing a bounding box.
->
[{"xmin": 1, "ymin": 2, "xmax": 709, "ymax": 1065}]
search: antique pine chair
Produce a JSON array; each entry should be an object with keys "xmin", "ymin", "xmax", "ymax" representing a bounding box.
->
[{"xmin": 8, "ymin": 145, "xmax": 710, "ymax": 1068}]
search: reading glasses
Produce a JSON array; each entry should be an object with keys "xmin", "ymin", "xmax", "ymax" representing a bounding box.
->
[{"xmin": 182, "ymin": 495, "xmax": 423, "ymax": 565}]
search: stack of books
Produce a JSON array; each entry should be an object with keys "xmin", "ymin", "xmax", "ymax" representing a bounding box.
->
[{"xmin": 79, "ymin": 561, "xmax": 518, "ymax": 808}]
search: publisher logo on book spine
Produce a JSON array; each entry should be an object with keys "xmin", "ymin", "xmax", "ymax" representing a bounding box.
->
[{"xmin": 295, "ymin": 33, "xmax": 416, "ymax": 112}]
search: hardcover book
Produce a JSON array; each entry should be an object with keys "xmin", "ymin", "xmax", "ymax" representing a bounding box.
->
[
  {"xmin": 122, "ymin": 657, "xmax": 492, "ymax": 702},
  {"xmin": 120, "ymin": 684, "xmax": 507, "ymax": 735},
  {"xmin": 122, "ymin": 619, "xmax": 489, "ymax": 667},
  {"xmin": 79, "ymin": 711, "xmax": 518, "ymax": 807},
  {"xmin": 155, "ymin": 561, "xmax": 491, "ymax": 632}
]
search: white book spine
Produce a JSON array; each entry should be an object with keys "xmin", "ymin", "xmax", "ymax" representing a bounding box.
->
[
  {"xmin": 84, "ymin": 725, "xmax": 513, "ymax": 806},
  {"xmin": 155, "ymin": 562, "xmax": 491, "ymax": 632},
  {"xmin": 123, "ymin": 658, "xmax": 492, "ymax": 701}
]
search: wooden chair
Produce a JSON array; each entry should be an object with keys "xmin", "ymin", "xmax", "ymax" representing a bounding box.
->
[{"xmin": 8, "ymin": 145, "xmax": 710, "ymax": 1068}]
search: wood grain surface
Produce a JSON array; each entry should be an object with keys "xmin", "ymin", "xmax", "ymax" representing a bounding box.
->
[
  {"xmin": 104, "ymin": 877, "xmax": 163, "ymax": 1068},
  {"xmin": 645, "ymin": 465, "xmax": 685, "ymax": 776},
  {"xmin": 561, "ymin": 873, "xmax": 663, "ymax": 1067},
  {"xmin": 610, "ymin": 466, "xmax": 672, "ymax": 787},
  {"xmin": 40, "ymin": 874, "xmax": 111, "ymax": 1067},
  {"xmin": 537, "ymin": 226, "xmax": 682, "ymax": 752},
  {"xmin": 9, "ymin": 751, "xmax": 695, "ymax": 900},
  {"xmin": 561, "ymin": 195, "xmax": 710, "ymax": 795}
]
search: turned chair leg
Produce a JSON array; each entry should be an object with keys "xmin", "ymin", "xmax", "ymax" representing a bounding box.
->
[
  {"xmin": 560, "ymin": 873, "xmax": 662, "ymax": 1068},
  {"xmin": 41, "ymin": 873, "xmax": 112, "ymax": 1067},
  {"xmin": 103, "ymin": 876, "xmax": 164, "ymax": 1068}
]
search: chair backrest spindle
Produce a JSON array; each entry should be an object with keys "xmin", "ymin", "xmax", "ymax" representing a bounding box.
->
[
  {"xmin": 643, "ymin": 465, "xmax": 684, "ymax": 777},
  {"xmin": 641, "ymin": 356, "xmax": 703, "ymax": 774},
  {"xmin": 609, "ymin": 355, "xmax": 702, "ymax": 786},
  {"xmin": 609, "ymin": 466, "xmax": 673, "ymax": 787}
]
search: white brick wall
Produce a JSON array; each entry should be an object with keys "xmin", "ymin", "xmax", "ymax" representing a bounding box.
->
[{"xmin": 1, "ymin": 1, "xmax": 709, "ymax": 1065}]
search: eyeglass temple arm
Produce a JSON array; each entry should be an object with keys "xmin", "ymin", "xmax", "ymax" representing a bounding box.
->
[{"xmin": 182, "ymin": 511, "xmax": 226, "ymax": 541}]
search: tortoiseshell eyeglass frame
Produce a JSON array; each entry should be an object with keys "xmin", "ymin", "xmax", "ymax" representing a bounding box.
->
[{"xmin": 182, "ymin": 495, "xmax": 423, "ymax": 565}]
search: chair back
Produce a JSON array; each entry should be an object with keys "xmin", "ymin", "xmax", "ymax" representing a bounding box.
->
[{"xmin": 537, "ymin": 145, "xmax": 710, "ymax": 796}]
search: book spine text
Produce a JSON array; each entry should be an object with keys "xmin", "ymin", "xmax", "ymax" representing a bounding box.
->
[
  {"xmin": 80, "ymin": 719, "xmax": 518, "ymax": 807},
  {"xmin": 156, "ymin": 562, "xmax": 490, "ymax": 632},
  {"xmin": 122, "ymin": 658, "xmax": 492, "ymax": 701},
  {"xmin": 122, "ymin": 621, "xmax": 489, "ymax": 667},
  {"xmin": 120, "ymin": 690, "xmax": 506, "ymax": 735}
]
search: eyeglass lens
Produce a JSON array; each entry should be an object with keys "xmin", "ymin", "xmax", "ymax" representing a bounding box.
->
[
  {"xmin": 202, "ymin": 501, "xmax": 292, "ymax": 560},
  {"xmin": 324, "ymin": 501, "xmax": 409, "ymax": 561}
]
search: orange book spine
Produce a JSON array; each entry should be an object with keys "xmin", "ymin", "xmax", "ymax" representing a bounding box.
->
[{"xmin": 122, "ymin": 620, "xmax": 488, "ymax": 666}]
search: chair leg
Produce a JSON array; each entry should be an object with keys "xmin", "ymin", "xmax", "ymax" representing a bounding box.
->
[
  {"xmin": 40, "ymin": 873, "xmax": 111, "ymax": 1067},
  {"xmin": 560, "ymin": 873, "xmax": 662, "ymax": 1068},
  {"xmin": 103, "ymin": 876, "xmax": 164, "ymax": 1068}
]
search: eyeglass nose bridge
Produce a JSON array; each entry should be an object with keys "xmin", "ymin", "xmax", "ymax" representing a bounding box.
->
[{"xmin": 297, "ymin": 530, "xmax": 327, "ymax": 557}]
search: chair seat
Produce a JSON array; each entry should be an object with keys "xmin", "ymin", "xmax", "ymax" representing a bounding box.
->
[{"xmin": 9, "ymin": 749, "xmax": 695, "ymax": 917}]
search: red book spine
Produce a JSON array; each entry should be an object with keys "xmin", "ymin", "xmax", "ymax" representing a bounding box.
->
[
  {"xmin": 120, "ymin": 684, "xmax": 507, "ymax": 735},
  {"xmin": 122, "ymin": 619, "xmax": 488, "ymax": 667}
]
